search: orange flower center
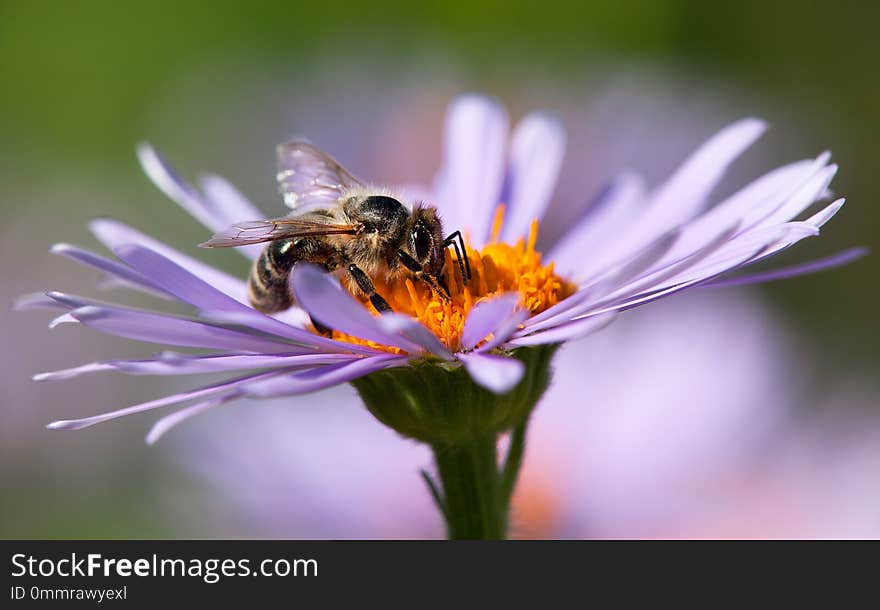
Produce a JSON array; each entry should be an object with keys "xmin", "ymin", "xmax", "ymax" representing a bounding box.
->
[{"xmin": 332, "ymin": 206, "xmax": 575, "ymax": 352}]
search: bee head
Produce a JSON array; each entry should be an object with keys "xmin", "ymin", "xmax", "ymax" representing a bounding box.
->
[{"xmin": 409, "ymin": 206, "xmax": 446, "ymax": 278}]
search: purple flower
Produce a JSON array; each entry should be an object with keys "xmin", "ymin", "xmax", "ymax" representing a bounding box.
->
[{"xmin": 21, "ymin": 93, "xmax": 863, "ymax": 441}]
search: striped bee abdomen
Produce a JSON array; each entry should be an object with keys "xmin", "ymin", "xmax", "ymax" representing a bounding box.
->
[
  {"xmin": 247, "ymin": 237, "xmax": 341, "ymax": 314},
  {"xmin": 248, "ymin": 239, "xmax": 299, "ymax": 313}
]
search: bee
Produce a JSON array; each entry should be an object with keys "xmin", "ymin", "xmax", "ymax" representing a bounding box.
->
[{"xmin": 200, "ymin": 141, "xmax": 470, "ymax": 318}]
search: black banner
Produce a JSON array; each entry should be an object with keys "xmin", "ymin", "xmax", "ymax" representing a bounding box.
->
[{"xmin": 0, "ymin": 539, "xmax": 860, "ymax": 603}]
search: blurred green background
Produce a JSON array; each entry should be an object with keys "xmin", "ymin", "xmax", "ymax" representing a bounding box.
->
[{"xmin": 1, "ymin": 0, "xmax": 876, "ymax": 538}]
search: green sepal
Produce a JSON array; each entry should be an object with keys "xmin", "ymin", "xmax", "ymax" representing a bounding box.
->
[{"xmin": 352, "ymin": 344, "xmax": 558, "ymax": 445}]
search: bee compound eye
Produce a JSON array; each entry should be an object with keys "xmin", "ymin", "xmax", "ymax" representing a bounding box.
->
[{"xmin": 412, "ymin": 226, "xmax": 432, "ymax": 261}]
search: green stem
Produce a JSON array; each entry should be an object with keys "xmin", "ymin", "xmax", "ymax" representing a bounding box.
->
[
  {"xmin": 500, "ymin": 420, "xmax": 527, "ymax": 512},
  {"xmin": 427, "ymin": 421, "xmax": 530, "ymax": 540},
  {"xmin": 431, "ymin": 434, "xmax": 506, "ymax": 539}
]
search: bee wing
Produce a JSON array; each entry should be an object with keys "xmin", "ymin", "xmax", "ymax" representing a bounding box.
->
[
  {"xmin": 276, "ymin": 140, "xmax": 364, "ymax": 210},
  {"xmin": 199, "ymin": 217, "xmax": 358, "ymax": 248}
]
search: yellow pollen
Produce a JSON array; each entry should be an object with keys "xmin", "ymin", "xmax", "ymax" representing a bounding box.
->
[{"xmin": 331, "ymin": 206, "xmax": 575, "ymax": 353}]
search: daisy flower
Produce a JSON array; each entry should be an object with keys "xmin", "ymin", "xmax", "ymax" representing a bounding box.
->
[{"xmin": 21, "ymin": 93, "xmax": 864, "ymax": 538}]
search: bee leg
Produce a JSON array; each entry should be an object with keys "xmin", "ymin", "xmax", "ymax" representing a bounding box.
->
[
  {"xmin": 347, "ymin": 264, "xmax": 392, "ymax": 313},
  {"xmin": 442, "ymin": 230, "xmax": 471, "ymax": 282},
  {"xmin": 396, "ymin": 250, "xmax": 450, "ymax": 300}
]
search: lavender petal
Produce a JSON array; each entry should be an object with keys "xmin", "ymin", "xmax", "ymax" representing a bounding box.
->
[
  {"xmin": 137, "ymin": 144, "xmax": 219, "ymax": 229},
  {"xmin": 199, "ymin": 173, "xmax": 267, "ymax": 260},
  {"xmin": 246, "ymin": 355, "xmax": 407, "ymax": 398},
  {"xmin": 138, "ymin": 142, "xmax": 264, "ymax": 244},
  {"xmin": 13, "ymin": 292, "xmax": 67, "ymax": 311},
  {"xmin": 646, "ymin": 118, "xmax": 767, "ymax": 228},
  {"xmin": 508, "ymin": 313, "xmax": 616, "ymax": 347},
  {"xmin": 65, "ymin": 304, "xmax": 304, "ymax": 353},
  {"xmin": 90, "ymin": 219, "xmax": 249, "ymax": 305},
  {"xmin": 742, "ymin": 162, "xmax": 837, "ymax": 230},
  {"xmin": 377, "ymin": 314, "xmax": 453, "ymax": 360},
  {"xmin": 33, "ymin": 362, "xmax": 116, "ymax": 381},
  {"xmin": 710, "ymin": 155, "xmax": 826, "ymax": 224},
  {"xmin": 198, "ymin": 310, "xmax": 382, "ymax": 356},
  {"xmin": 476, "ymin": 308, "xmax": 529, "ymax": 353},
  {"xmin": 291, "ymin": 264, "xmax": 427, "ymax": 354},
  {"xmin": 460, "ymin": 292, "xmax": 521, "ymax": 351},
  {"xmin": 458, "ymin": 352, "xmax": 524, "ymax": 394},
  {"xmin": 572, "ymin": 119, "xmax": 766, "ymax": 282},
  {"xmin": 548, "ymin": 173, "xmax": 646, "ymax": 278},
  {"xmin": 647, "ymin": 155, "xmax": 828, "ymax": 273},
  {"xmin": 35, "ymin": 352, "xmax": 360, "ymax": 380},
  {"xmin": 146, "ymin": 392, "xmax": 241, "ymax": 445},
  {"xmin": 434, "ymin": 94, "xmax": 509, "ymax": 247},
  {"xmin": 47, "ymin": 370, "xmax": 279, "ymax": 431},
  {"xmin": 500, "ymin": 113, "xmax": 566, "ymax": 242},
  {"xmin": 805, "ymin": 197, "xmax": 845, "ymax": 229},
  {"xmin": 50, "ymin": 243, "xmax": 169, "ymax": 298},
  {"xmin": 706, "ymin": 247, "xmax": 868, "ymax": 289}
]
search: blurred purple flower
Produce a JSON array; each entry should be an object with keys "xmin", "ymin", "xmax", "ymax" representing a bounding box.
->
[{"xmin": 21, "ymin": 94, "xmax": 862, "ymax": 440}]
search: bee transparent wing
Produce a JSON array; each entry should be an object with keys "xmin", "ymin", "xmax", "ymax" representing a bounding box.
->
[
  {"xmin": 199, "ymin": 217, "xmax": 358, "ymax": 248},
  {"xmin": 276, "ymin": 141, "xmax": 364, "ymax": 210}
]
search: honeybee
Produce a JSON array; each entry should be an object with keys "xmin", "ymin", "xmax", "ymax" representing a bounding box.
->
[{"xmin": 200, "ymin": 141, "xmax": 470, "ymax": 316}]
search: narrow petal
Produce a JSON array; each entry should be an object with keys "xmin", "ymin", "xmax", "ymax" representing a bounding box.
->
[
  {"xmin": 291, "ymin": 264, "xmax": 427, "ymax": 354},
  {"xmin": 664, "ymin": 223, "xmax": 818, "ymax": 288},
  {"xmin": 652, "ymin": 155, "xmax": 829, "ymax": 272},
  {"xmin": 65, "ymin": 305, "xmax": 302, "ymax": 353},
  {"xmin": 572, "ymin": 119, "xmax": 766, "ymax": 282},
  {"xmin": 49, "ymin": 312, "xmax": 78, "ymax": 328},
  {"xmin": 458, "ymin": 352, "xmax": 524, "ymax": 394},
  {"xmin": 531, "ymin": 224, "xmax": 801, "ymax": 329},
  {"xmin": 199, "ymin": 174, "xmax": 266, "ymax": 227},
  {"xmin": 509, "ymin": 313, "xmax": 616, "ymax": 346},
  {"xmin": 706, "ymin": 247, "xmax": 868, "ymax": 288},
  {"xmin": 461, "ymin": 292, "xmax": 521, "ymax": 351},
  {"xmin": 586, "ymin": 229, "xmax": 681, "ymax": 299},
  {"xmin": 500, "ymin": 113, "xmax": 566, "ymax": 242},
  {"xmin": 47, "ymin": 370, "xmax": 279, "ymax": 431},
  {"xmin": 712, "ymin": 200, "xmax": 845, "ymax": 274},
  {"xmin": 805, "ymin": 197, "xmax": 845, "ymax": 229},
  {"xmin": 33, "ymin": 362, "xmax": 116, "ymax": 381},
  {"xmin": 569, "ymin": 230, "xmax": 804, "ymax": 321},
  {"xmin": 13, "ymin": 292, "xmax": 67, "ymax": 311},
  {"xmin": 199, "ymin": 174, "xmax": 266, "ymax": 260},
  {"xmin": 246, "ymin": 355, "xmax": 407, "ymax": 398},
  {"xmin": 434, "ymin": 94, "xmax": 509, "ymax": 246},
  {"xmin": 548, "ymin": 172, "xmax": 646, "ymax": 278},
  {"xmin": 146, "ymin": 392, "xmax": 241, "ymax": 445},
  {"xmin": 198, "ymin": 310, "xmax": 381, "ymax": 355},
  {"xmin": 90, "ymin": 219, "xmax": 249, "ymax": 305},
  {"xmin": 523, "ymin": 229, "xmax": 681, "ymax": 333},
  {"xmin": 35, "ymin": 352, "xmax": 359, "ymax": 380},
  {"xmin": 50, "ymin": 243, "xmax": 168, "ymax": 297},
  {"xmin": 137, "ymin": 144, "xmax": 218, "ymax": 230},
  {"xmin": 742, "ymin": 163, "xmax": 837, "ymax": 230},
  {"xmin": 587, "ymin": 226, "xmax": 738, "ymax": 311},
  {"xmin": 139, "ymin": 143, "xmax": 265, "ymax": 248},
  {"xmin": 476, "ymin": 308, "xmax": 529, "ymax": 353},
  {"xmin": 587, "ymin": 223, "xmax": 816, "ymax": 316},
  {"xmin": 648, "ymin": 118, "xmax": 767, "ymax": 227},
  {"xmin": 114, "ymin": 244, "xmax": 303, "ymax": 340},
  {"xmin": 377, "ymin": 314, "xmax": 453, "ymax": 360}
]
